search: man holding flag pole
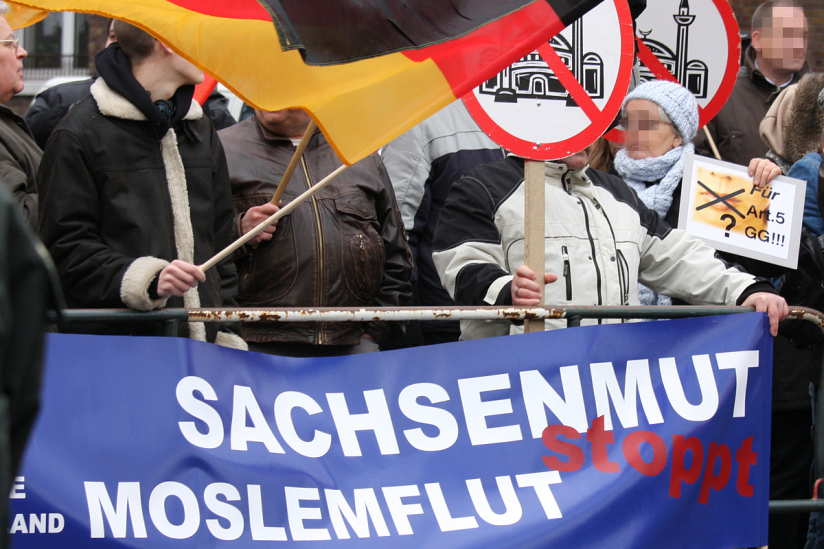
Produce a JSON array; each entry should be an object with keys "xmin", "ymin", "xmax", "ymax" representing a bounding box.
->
[
  {"xmin": 37, "ymin": 21, "xmax": 247, "ymax": 349},
  {"xmin": 219, "ymin": 108, "xmax": 413, "ymax": 356}
]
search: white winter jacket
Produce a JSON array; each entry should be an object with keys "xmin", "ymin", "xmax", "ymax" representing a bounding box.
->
[{"xmin": 432, "ymin": 156, "xmax": 760, "ymax": 339}]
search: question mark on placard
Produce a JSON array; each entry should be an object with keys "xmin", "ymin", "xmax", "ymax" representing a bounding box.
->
[{"xmin": 720, "ymin": 214, "xmax": 736, "ymax": 237}]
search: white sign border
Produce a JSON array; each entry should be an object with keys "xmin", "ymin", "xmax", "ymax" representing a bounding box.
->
[{"xmin": 677, "ymin": 153, "xmax": 806, "ymax": 269}]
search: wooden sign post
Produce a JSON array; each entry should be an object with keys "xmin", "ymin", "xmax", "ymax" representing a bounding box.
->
[
  {"xmin": 524, "ymin": 160, "xmax": 546, "ymax": 333},
  {"xmin": 463, "ymin": 0, "xmax": 634, "ymax": 333}
]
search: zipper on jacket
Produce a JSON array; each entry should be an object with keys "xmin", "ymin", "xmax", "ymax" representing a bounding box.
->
[
  {"xmin": 597, "ymin": 199, "xmax": 628, "ymax": 307},
  {"xmin": 617, "ymin": 250, "xmax": 630, "ymax": 306},
  {"xmin": 242, "ymin": 250, "xmax": 254, "ymax": 293},
  {"xmin": 357, "ymin": 234, "xmax": 367, "ymax": 263},
  {"xmin": 300, "ymin": 155, "xmax": 325, "ymax": 345},
  {"xmin": 578, "ymin": 199, "xmax": 603, "ymax": 307},
  {"xmin": 562, "ymin": 246, "xmax": 572, "ymax": 301},
  {"xmin": 562, "ymin": 171, "xmax": 573, "ymax": 195}
]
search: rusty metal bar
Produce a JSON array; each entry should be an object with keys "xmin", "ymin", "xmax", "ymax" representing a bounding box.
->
[{"xmin": 47, "ymin": 305, "xmax": 824, "ymax": 326}]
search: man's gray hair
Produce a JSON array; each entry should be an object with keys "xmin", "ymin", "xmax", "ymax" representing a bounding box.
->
[{"xmin": 0, "ymin": 2, "xmax": 9, "ymax": 15}]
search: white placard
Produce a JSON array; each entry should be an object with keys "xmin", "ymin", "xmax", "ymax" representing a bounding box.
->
[{"xmin": 678, "ymin": 153, "xmax": 806, "ymax": 269}]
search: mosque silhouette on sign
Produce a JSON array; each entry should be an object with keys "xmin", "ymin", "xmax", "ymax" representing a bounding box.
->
[
  {"xmin": 638, "ymin": 0, "xmax": 709, "ymax": 98},
  {"xmin": 478, "ymin": 18, "xmax": 604, "ymax": 105}
]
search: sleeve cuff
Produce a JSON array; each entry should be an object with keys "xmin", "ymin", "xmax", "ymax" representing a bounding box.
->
[
  {"xmin": 121, "ymin": 257, "xmax": 170, "ymax": 311},
  {"xmin": 496, "ymin": 281, "xmax": 513, "ymax": 305},
  {"xmin": 215, "ymin": 331, "xmax": 249, "ymax": 350},
  {"xmin": 484, "ymin": 274, "xmax": 513, "ymax": 305},
  {"xmin": 736, "ymin": 281, "xmax": 778, "ymax": 306}
]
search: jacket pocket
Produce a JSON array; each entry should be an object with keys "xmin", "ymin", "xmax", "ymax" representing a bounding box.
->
[
  {"xmin": 235, "ymin": 210, "xmax": 299, "ymax": 305},
  {"xmin": 336, "ymin": 194, "xmax": 384, "ymax": 303}
]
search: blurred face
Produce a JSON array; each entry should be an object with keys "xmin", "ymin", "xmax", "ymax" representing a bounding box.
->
[
  {"xmin": 622, "ymin": 99, "xmax": 682, "ymax": 160},
  {"xmin": 255, "ymin": 108, "xmax": 312, "ymax": 139},
  {"xmin": 0, "ymin": 17, "xmax": 26, "ymax": 104},
  {"xmin": 753, "ymin": 6, "xmax": 807, "ymax": 73},
  {"xmin": 561, "ymin": 149, "xmax": 588, "ymax": 171}
]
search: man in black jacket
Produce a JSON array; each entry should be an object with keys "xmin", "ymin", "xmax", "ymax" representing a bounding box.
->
[{"xmin": 38, "ymin": 21, "xmax": 245, "ymax": 349}]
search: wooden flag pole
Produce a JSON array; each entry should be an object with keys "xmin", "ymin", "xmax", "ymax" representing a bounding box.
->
[
  {"xmin": 703, "ymin": 126, "xmax": 721, "ymax": 160},
  {"xmin": 270, "ymin": 120, "xmax": 318, "ymax": 205},
  {"xmin": 523, "ymin": 159, "xmax": 545, "ymax": 333},
  {"xmin": 199, "ymin": 164, "xmax": 350, "ymax": 272}
]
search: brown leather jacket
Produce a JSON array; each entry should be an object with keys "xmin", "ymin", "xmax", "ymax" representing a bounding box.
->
[{"xmin": 219, "ymin": 117, "xmax": 413, "ymax": 345}]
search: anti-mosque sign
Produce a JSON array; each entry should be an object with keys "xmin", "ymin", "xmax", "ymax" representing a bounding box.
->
[
  {"xmin": 632, "ymin": 0, "xmax": 740, "ymax": 130},
  {"xmin": 678, "ymin": 153, "xmax": 806, "ymax": 268},
  {"xmin": 462, "ymin": 0, "xmax": 634, "ymax": 160}
]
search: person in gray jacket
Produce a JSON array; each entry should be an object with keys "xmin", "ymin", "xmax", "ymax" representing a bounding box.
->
[
  {"xmin": 0, "ymin": 4, "xmax": 40, "ymax": 229},
  {"xmin": 382, "ymin": 100, "xmax": 504, "ymax": 346},
  {"xmin": 432, "ymin": 150, "xmax": 789, "ymax": 340}
]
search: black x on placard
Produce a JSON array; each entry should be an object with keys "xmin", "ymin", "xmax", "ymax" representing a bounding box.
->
[{"xmin": 695, "ymin": 180, "xmax": 746, "ymax": 219}]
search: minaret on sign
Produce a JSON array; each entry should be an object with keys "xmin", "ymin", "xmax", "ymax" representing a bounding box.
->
[{"xmin": 673, "ymin": 0, "xmax": 696, "ymax": 86}]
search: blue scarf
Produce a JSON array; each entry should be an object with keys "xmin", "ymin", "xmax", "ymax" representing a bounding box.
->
[
  {"xmin": 614, "ymin": 144, "xmax": 694, "ymax": 306},
  {"xmin": 614, "ymin": 143, "xmax": 694, "ymax": 218}
]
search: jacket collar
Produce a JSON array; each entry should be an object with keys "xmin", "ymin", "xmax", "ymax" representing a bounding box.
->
[
  {"xmin": 0, "ymin": 102, "xmax": 35, "ymax": 139},
  {"xmin": 745, "ymin": 45, "xmax": 810, "ymax": 88},
  {"xmin": 90, "ymin": 78, "xmax": 202, "ymax": 122}
]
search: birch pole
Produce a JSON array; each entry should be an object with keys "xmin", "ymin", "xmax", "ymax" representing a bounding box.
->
[
  {"xmin": 523, "ymin": 159, "xmax": 546, "ymax": 333},
  {"xmin": 199, "ymin": 164, "xmax": 350, "ymax": 272},
  {"xmin": 270, "ymin": 120, "xmax": 318, "ymax": 205},
  {"xmin": 703, "ymin": 126, "xmax": 721, "ymax": 160}
]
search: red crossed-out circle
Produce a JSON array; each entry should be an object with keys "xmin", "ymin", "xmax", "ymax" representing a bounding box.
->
[
  {"xmin": 619, "ymin": 0, "xmax": 740, "ymax": 138},
  {"xmin": 462, "ymin": 0, "xmax": 634, "ymax": 160}
]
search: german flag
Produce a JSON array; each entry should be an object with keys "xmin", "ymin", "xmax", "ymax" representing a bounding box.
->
[{"xmin": 8, "ymin": 0, "xmax": 603, "ymax": 164}]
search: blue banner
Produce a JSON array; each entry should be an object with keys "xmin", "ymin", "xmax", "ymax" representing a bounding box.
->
[{"xmin": 10, "ymin": 313, "xmax": 772, "ymax": 548}]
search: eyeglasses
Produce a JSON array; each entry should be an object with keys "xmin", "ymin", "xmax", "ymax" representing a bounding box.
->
[
  {"xmin": 0, "ymin": 37, "xmax": 19, "ymax": 51},
  {"xmin": 619, "ymin": 117, "xmax": 672, "ymax": 132}
]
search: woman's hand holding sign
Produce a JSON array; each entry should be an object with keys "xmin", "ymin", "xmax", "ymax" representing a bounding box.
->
[
  {"xmin": 512, "ymin": 265, "xmax": 558, "ymax": 306},
  {"xmin": 747, "ymin": 158, "xmax": 781, "ymax": 188}
]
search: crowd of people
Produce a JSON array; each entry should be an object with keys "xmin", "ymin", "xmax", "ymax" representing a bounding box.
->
[{"xmin": 1, "ymin": 0, "xmax": 823, "ymax": 547}]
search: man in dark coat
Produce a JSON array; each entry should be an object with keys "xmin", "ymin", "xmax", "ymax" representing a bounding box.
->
[
  {"xmin": 38, "ymin": 21, "xmax": 245, "ymax": 348},
  {"xmin": 0, "ymin": 7, "xmax": 40, "ymax": 229},
  {"xmin": 694, "ymin": 0, "xmax": 810, "ymax": 166}
]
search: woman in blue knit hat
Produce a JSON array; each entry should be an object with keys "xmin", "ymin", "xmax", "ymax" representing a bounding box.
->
[{"xmin": 614, "ymin": 80, "xmax": 781, "ymax": 305}]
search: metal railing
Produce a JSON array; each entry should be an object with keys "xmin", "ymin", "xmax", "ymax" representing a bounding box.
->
[
  {"xmin": 24, "ymin": 54, "xmax": 91, "ymax": 80},
  {"xmin": 46, "ymin": 304, "xmax": 824, "ymax": 514}
]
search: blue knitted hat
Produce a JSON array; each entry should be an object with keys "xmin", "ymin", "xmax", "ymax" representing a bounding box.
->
[{"xmin": 622, "ymin": 80, "xmax": 699, "ymax": 142}]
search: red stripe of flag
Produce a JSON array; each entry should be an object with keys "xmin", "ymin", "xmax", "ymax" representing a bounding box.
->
[
  {"xmin": 167, "ymin": 0, "xmax": 270, "ymax": 20},
  {"xmin": 402, "ymin": 1, "xmax": 565, "ymax": 100}
]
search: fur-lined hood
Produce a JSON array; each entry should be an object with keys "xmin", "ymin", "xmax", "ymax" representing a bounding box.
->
[
  {"xmin": 783, "ymin": 73, "xmax": 824, "ymax": 164},
  {"xmin": 90, "ymin": 77, "xmax": 203, "ymax": 122}
]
